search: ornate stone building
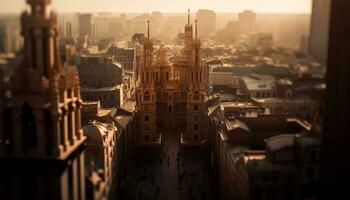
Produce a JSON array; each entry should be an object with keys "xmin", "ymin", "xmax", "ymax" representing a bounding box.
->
[
  {"xmin": 0, "ymin": 0, "xmax": 86, "ymax": 199},
  {"xmin": 136, "ymin": 11, "xmax": 207, "ymax": 147}
]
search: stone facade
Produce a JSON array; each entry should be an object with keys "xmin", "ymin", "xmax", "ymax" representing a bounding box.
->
[
  {"xmin": 77, "ymin": 53, "xmax": 124, "ymax": 108},
  {"xmin": 136, "ymin": 12, "xmax": 207, "ymax": 147},
  {"xmin": 0, "ymin": 1, "xmax": 86, "ymax": 199}
]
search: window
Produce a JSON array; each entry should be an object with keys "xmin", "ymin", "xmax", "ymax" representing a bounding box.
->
[
  {"xmin": 157, "ymin": 120, "xmax": 164, "ymax": 128},
  {"xmin": 181, "ymin": 92, "xmax": 186, "ymax": 99},
  {"xmin": 144, "ymin": 115, "xmax": 149, "ymax": 121},
  {"xmin": 310, "ymin": 149, "xmax": 317, "ymax": 161},
  {"xmin": 146, "ymin": 72, "xmax": 149, "ymax": 82},
  {"xmin": 21, "ymin": 103, "xmax": 37, "ymax": 148},
  {"xmin": 144, "ymin": 124, "xmax": 149, "ymax": 131},
  {"xmin": 145, "ymin": 135, "xmax": 149, "ymax": 141},
  {"xmin": 174, "ymin": 92, "xmax": 178, "ymax": 100},
  {"xmin": 306, "ymin": 166, "xmax": 315, "ymax": 181},
  {"xmin": 168, "ymin": 106, "xmax": 172, "ymax": 112},
  {"xmin": 194, "ymin": 135, "xmax": 198, "ymax": 141},
  {"xmin": 194, "ymin": 124, "xmax": 198, "ymax": 131},
  {"xmin": 157, "ymin": 93, "xmax": 161, "ymax": 101},
  {"xmin": 144, "ymin": 92, "xmax": 150, "ymax": 101},
  {"xmin": 193, "ymin": 91, "xmax": 199, "ymax": 100},
  {"xmin": 163, "ymin": 92, "xmax": 168, "ymax": 101},
  {"xmin": 178, "ymin": 120, "xmax": 187, "ymax": 128},
  {"xmin": 194, "ymin": 105, "xmax": 199, "ymax": 111}
]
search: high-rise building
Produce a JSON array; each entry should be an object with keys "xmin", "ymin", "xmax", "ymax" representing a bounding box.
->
[
  {"xmin": 0, "ymin": 0, "xmax": 86, "ymax": 199},
  {"xmin": 0, "ymin": 24, "xmax": 10, "ymax": 53},
  {"xmin": 238, "ymin": 10, "xmax": 258, "ymax": 33},
  {"xmin": 196, "ymin": 9, "xmax": 216, "ymax": 37},
  {"xmin": 300, "ymin": 35, "xmax": 309, "ymax": 55},
  {"xmin": 108, "ymin": 46, "xmax": 135, "ymax": 72},
  {"xmin": 309, "ymin": 0, "xmax": 331, "ymax": 64},
  {"xmin": 79, "ymin": 13, "xmax": 93, "ymax": 37},
  {"xmin": 322, "ymin": 0, "xmax": 350, "ymax": 198},
  {"xmin": 136, "ymin": 11, "xmax": 206, "ymax": 147},
  {"xmin": 66, "ymin": 22, "xmax": 73, "ymax": 37}
]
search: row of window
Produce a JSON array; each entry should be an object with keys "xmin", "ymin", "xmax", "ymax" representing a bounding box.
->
[
  {"xmin": 83, "ymin": 94, "xmax": 116, "ymax": 101},
  {"xmin": 143, "ymin": 91, "xmax": 201, "ymax": 102}
]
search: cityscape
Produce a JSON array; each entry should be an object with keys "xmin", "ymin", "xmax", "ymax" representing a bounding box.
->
[{"xmin": 0, "ymin": 0, "xmax": 349, "ymax": 200}]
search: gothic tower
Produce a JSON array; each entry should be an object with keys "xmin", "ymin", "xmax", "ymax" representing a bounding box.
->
[
  {"xmin": 0, "ymin": 0, "xmax": 86, "ymax": 199},
  {"xmin": 183, "ymin": 15, "xmax": 206, "ymax": 145},
  {"xmin": 136, "ymin": 20, "xmax": 160, "ymax": 146},
  {"xmin": 135, "ymin": 11, "xmax": 207, "ymax": 149}
]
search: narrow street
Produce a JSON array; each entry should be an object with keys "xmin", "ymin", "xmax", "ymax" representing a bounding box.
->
[{"xmin": 118, "ymin": 131, "xmax": 217, "ymax": 200}]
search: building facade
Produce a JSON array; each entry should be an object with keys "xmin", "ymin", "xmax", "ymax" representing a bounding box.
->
[
  {"xmin": 136, "ymin": 13, "xmax": 207, "ymax": 147},
  {"xmin": 196, "ymin": 9, "xmax": 216, "ymax": 38},
  {"xmin": 77, "ymin": 53, "xmax": 124, "ymax": 108},
  {"xmin": 79, "ymin": 13, "xmax": 93, "ymax": 37},
  {"xmin": 0, "ymin": 0, "xmax": 86, "ymax": 199},
  {"xmin": 108, "ymin": 46, "xmax": 136, "ymax": 72},
  {"xmin": 309, "ymin": 0, "xmax": 330, "ymax": 64}
]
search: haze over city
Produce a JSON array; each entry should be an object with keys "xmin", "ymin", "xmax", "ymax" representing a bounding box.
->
[
  {"xmin": 0, "ymin": 0, "xmax": 312, "ymax": 13},
  {"xmin": 1, "ymin": 0, "xmax": 350, "ymax": 200}
]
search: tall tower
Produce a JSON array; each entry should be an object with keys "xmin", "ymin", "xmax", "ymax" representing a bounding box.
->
[
  {"xmin": 0, "ymin": 0, "xmax": 86, "ymax": 199},
  {"xmin": 184, "ymin": 17, "xmax": 206, "ymax": 144},
  {"xmin": 136, "ymin": 20, "xmax": 160, "ymax": 146}
]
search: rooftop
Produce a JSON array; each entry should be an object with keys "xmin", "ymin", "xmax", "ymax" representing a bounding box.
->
[
  {"xmin": 265, "ymin": 134, "xmax": 296, "ymax": 152},
  {"xmin": 242, "ymin": 74, "xmax": 276, "ymax": 91}
]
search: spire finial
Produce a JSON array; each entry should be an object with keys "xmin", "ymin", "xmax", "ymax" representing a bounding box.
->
[
  {"xmin": 195, "ymin": 19, "xmax": 198, "ymax": 39},
  {"xmin": 188, "ymin": 9, "xmax": 190, "ymax": 26},
  {"xmin": 147, "ymin": 19, "xmax": 150, "ymax": 41}
]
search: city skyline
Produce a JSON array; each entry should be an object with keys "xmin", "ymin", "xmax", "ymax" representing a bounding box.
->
[{"xmin": 0, "ymin": 0, "xmax": 312, "ymax": 14}]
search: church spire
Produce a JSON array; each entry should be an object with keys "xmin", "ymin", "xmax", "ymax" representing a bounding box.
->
[
  {"xmin": 147, "ymin": 19, "xmax": 150, "ymax": 41},
  {"xmin": 188, "ymin": 9, "xmax": 190, "ymax": 26},
  {"xmin": 195, "ymin": 20, "xmax": 198, "ymax": 39}
]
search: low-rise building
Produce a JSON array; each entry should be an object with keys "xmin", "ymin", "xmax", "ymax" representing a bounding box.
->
[
  {"xmin": 214, "ymin": 112, "xmax": 319, "ymax": 200},
  {"xmin": 254, "ymin": 98, "xmax": 319, "ymax": 120},
  {"xmin": 83, "ymin": 102, "xmax": 136, "ymax": 200},
  {"xmin": 77, "ymin": 52, "xmax": 124, "ymax": 108},
  {"xmin": 240, "ymin": 74, "xmax": 277, "ymax": 99},
  {"xmin": 81, "ymin": 85, "xmax": 124, "ymax": 108}
]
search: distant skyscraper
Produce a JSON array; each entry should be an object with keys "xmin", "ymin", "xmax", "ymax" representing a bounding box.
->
[
  {"xmin": 79, "ymin": 13, "xmax": 93, "ymax": 37},
  {"xmin": 196, "ymin": 9, "xmax": 216, "ymax": 37},
  {"xmin": 300, "ymin": 35, "xmax": 309, "ymax": 55},
  {"xmin": 238, "ymin": 10, "xmax": 258, "ymax": 33},
  {"xmin": 309, "ymin": 0, "xmax": 331, "ymax": 64},
  {"xmin": 0, "ymin": 24, "xmax": 10, "ymax": 53},
  {"xmin": 66, "ymin": 22, "xmax": 72, "ymax": 37},
  {"xmin": 0, "ymin": 0, "xmax": 86, "ymax": 199}
]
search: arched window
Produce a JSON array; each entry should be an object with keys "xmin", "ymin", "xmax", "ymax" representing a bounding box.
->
[
  {"xmin": 43, "ymin": 109, "xmax": 53, "ymax": 154},
  {"xmin": 144, "ymin": 91, "xmax": 150, "ymax": 101},
  {"xmin": 21, "ymin": 103, "xmax": 37, "ymax": 148},
  {"xmin": 193, "ymin": 91, "xmax": 199, "ymax": 100}
]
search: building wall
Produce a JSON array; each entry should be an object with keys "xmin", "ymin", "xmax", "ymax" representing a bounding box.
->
[
  {"xmin": 196, "ymin": 10, "xmax": 216, "ymax": 37},
  {"xmin": 79, "ymin": 14, "xmax": 93, "ymax": 37},
  {"xmin": 309, "ymin": 0, "xmax": 331, "ymax": 64}
]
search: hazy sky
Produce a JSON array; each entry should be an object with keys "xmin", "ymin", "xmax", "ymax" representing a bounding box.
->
[{"xmin": 0, "ymin": 0, "xmax": 312, "ymax": 13}]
